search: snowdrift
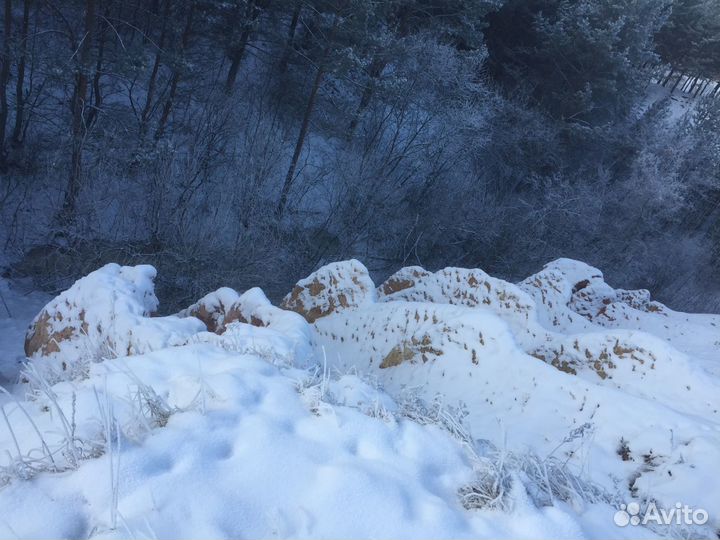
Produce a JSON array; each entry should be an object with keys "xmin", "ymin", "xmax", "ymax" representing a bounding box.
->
[{"xmin": 2, "ymin": 257, "xmax": 719, "ymax": 538}]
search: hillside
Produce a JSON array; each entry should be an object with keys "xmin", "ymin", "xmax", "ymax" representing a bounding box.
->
[{"xmin": 2, "ymin": 0, "xmax": 720, "ymax": 317}]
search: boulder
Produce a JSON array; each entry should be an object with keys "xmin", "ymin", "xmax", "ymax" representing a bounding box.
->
[
  {"xmin": 177, "ymin": 287, "xmax": 242, "ymax": 334},
  {"xmin": 378, "ymin": 265, "xmax": 535, "ymax": 323},
  {"xmin": 520, "ymin": 258, "xmax": 666, "ymax": 331},
  {"xmin": 192, "ymin": 287, "xmax": 314, "ymax": 367},
  {"xmin": 24, "ymin": 263, "xmax": 204, "ymax": 377},
  {"xmin": 281, "ymin": 260, "xmax": 376, "ymax": 322}
]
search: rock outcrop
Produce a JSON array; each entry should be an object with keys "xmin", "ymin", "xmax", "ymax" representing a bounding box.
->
[
  {"xmin": 378, "ymin": 266, "xmax": 536, "ymax": 322},
  {"xmin": 281, "ymin": 260, "xmax": 376, "ymax": 322},
  {"xmin": 24, "ymin": 263, "xmax": 204, "ymax": 377},
  {"xmin": 178, "ymin": 287, "xmax": 242, "ymax": 334}
]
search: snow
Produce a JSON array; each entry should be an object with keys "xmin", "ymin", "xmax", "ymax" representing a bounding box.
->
[
  {"xmin": 312, "ymin": 259, "xmax": 720, "ymax": 537},
  {"xmin": 0, "ymin": 279, "xmax": 50, "ymax": 388},
  {"xmin": 642, "ymin": 77, "xmax": 718, "ymax": 125},
  {"xmin": 1, "ymin": 258, "xmax": 719, "ymax": 538},
  {"xmin": 0, "ymin": 331, "xmax": 593, "ymax": 539}
]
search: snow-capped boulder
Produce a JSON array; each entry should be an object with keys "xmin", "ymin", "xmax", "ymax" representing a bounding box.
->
[
  {"xmin": 377, "ymin": 266, "xmax": 432, "ymax": 296},
  {"xmin": 180, "ymin": 286, "xmax": 303, "ymax": 334},
  {"xmin": 229, "ymin": 287, "xmax": 312, "ymax": 352},
  {"xmin": 378, "ymin": 266, "xmax": 536, "ymax": 322},
  {"xmin": 519, "ymin": 258, "xmax": 601, "ymax": 331},
  {"xmin": 374, "ymin": 262, "xmax": 693, "ymax": 397},
  {"xmin": 24, "ymin": 263, "xmax": 204, "ymax": 376},
  {"xmin": 576, "ymin": 285, "xmax": 666, "ymax": 323},
  {"xmin": 377, "ymin": 265, "xmax": 550, "ymax": 358},
  {"xmin": 189, "ymin": 287, "xmax": 315, "ymax": 366},
  {"xmin": 530, "ymin": 330, "xmax": 719, "ymax": 416},
  {"xmin": 281, "ymin": 260, "xmax": 376, "ymax": 322},
  {"xmin": 181, "ymin": 286, "xmax": 313, "ymax": 339},
  {"xmin": 520, "ymin": 258, "xmax": 667, "ymax": 332},
  {"xmin": 178, "ymin": 287, "xmax": 242, "ymax": 333}
]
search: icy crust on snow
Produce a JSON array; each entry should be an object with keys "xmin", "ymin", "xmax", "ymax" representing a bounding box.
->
[
  {"xmin": 23, "ymin": 264, "xmax": 204, "ymax": 379},
  {"xmin": 280, "ymin": 259, "xmax": 376, "ymax": 322}
]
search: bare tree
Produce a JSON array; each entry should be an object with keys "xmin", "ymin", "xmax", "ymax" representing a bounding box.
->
[
  {"xmin": 11, "ymin": 0, "xmax": 31, "ymax": 148},
  {"xmin": 278, "ymin": 0, "xmax": 302, "ymax": 73},
  {"xmin": 154, "ymin": 1, "xmax": 194, "ymax": 141},
  {"xmin": 276, "ymin": 59, "xmax": 326, "ymax": 219},
  {"xmin": 224, "ymin": 0, "xmax": 261, "ymax": 94},
  {"xmin": 0, "ymin": 0, "xmax": 11, "ymax": 171},
  {"xmin": 57, "ymin": 0, "xmax": 97, "ymax": 225},
  {"xmin": 139, "ymin": 0, "xmax": 170, "ymax": 135}
]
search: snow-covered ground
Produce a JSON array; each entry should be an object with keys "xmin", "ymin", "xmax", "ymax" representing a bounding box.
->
[
  {"xmin": 0, "ymin": 259, "xmax": 718, "ymax": 539},
  {"xmin": 0, "ymin": 279, "xmax": 50, "ymax": 390}
]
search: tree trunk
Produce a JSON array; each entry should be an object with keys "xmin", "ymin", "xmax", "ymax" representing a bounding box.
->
[
  {"xmin": 140, "ymin": 0, "xmax": 170, "ymax": 134},
  {"xmin": 225, "ymin": 0, "xmax": 258, "ymax": 93},
  {"xmin": 690, "ymin": 77, "xmax": 702, "ymax": 96},
  {"xmin": 276, "ymin": 64, "xmax": 325, "ymax": 219},
  {"xmin": 695, "ymin": 79, "xmax": 709, "ymax": 98},
  {"xmin": 662, "ymin": 68, "xmax": 675, "ymax": 87},
  {"xmin": 11, "ymin": 0, "xmax": 31, "ymax": 147},
  {"xmin": 681, "ymin": 76, "xmax": 690, "ymax": 92},
  {"xmin": 58, "ymin": 0, "xmax": 96, "ymax": 225},
  {"xmin": 225, "ymin": 27, "xmax": 251, "ymax": 93},
  {"xmin": 154, "ymin": 2, "xmax": 194, "ymax": 141},
  {"xmin": 86, "ymin": 7, "xmax": 108, "ymax": 128},
  {"xmin": 683, "ymin": 76, "xmax": 696, "ymax": 93},
  {"xmin": 670, "ymin": 72, "xmax": 684, "ymax": 93},
  {"xmin": 278, "ymin": 1, "xmax": 301, "ymax": 73},
  {"xmin": 0, "ymin": 0, "xmax": 12, "ymax": 171},
  {"xmin": 347, "ymin": 57, "xmax": 386, "ymax": 137}
]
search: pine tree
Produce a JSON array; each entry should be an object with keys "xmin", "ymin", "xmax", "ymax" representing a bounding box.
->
[
  {"xmin": 656, "ymin": 0, "xmax": 720, "ymax": 83},
  {"xmin": 485, "ymin": 0, "xmax": 671, "ymax": 125}
]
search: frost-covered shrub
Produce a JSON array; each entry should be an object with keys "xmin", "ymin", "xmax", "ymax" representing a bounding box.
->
[{"xmin": 460, "ymin": 425, "xmax": 611, "ymax": 512}]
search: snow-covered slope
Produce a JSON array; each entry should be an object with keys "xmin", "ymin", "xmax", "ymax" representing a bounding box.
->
[
  {"xmin": 0, "ymin": 257, "xmax": 718, "ymax": 538},
  {"xmin": 302, "ymin": 259, "xmax": 720, "ymax": 537}
]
